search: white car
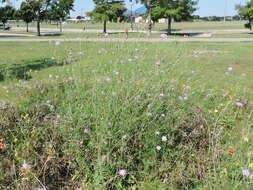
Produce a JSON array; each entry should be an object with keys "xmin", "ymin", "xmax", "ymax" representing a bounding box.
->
[{"xmin": 0, "ymin": 24, "xmax": 11, "ymax": 30}]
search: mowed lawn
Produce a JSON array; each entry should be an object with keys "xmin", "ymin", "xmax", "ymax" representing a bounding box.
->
[
  {"xmin": 1, "ymin": 41, "xmax": 253, "ymax": 189},
  {"xmin": 11, "ymin": 20, "xmax": 247, "ymax": 31}
]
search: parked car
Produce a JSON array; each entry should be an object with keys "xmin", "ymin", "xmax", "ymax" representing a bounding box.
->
[{"xmin": 0, "ymin": 24, "xmax": 11, "ymax": 30}]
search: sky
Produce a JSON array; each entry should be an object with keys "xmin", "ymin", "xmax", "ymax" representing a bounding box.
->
[
  {"xmin": 7, "ymin": 0, "xmax": 250, "ymax": 17},
  {"xmin": 78, "ymin": 0, "xmax": 249, "ymax": 17}
]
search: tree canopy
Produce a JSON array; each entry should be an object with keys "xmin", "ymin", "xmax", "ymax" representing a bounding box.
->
[{"xmin": 236, "ymin": 0, "xmax": 253, "ymax": 30}]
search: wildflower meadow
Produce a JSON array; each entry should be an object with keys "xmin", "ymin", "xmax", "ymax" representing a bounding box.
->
[{"xmin": 0, "ymin": 41, "xmax": 253, "ymax": 189}]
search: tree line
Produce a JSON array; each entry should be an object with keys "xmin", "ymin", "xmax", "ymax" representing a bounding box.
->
[
  {"xmin": 1, "ymin": 0, "xmax": 253, "ymax": 36},
  {"xmin": 0, "ymin": 0, "xmax": 74, "ymax": 35}
]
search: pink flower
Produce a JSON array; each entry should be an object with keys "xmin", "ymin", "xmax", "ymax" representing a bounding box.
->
[
  {"xmin": 242, "ymin": 169, "xmax": 250, "ymax": 177},
  {"xmin": 119, "ymin": 169, "xmax": 127, "ymax": 176}
]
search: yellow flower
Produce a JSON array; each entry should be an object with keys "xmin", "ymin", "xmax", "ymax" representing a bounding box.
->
[
  {"xmin": 243, "ymin": 137, "xmax": 249, "ymax": 142},
  {"xmin": 214, "ymin": 109, "xmax": 218, "ymax": 113},
  {"xmin": 249, "ymin": 163, "xmax": 253, "ymax": 169}
]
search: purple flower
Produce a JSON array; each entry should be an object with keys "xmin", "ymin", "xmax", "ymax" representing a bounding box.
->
[
  {"xmin": 227, "ymin": 67, "xmax": 233, "ymax": 72},
  {"xmin": 242, "ymin": 169, "xmax": 250, "ymax": 177},
  {"xmin": 112, "ymin": 92, "xmax": 117, "ymax": 97},
  {"xmin": 105, "ymin": 77, "xmax": 112, "ymax": 82},
  {"xmin": 119, "ymin": 169, "xmax": 127, "ymax": 176},
  {"xmin": 156, "ymin": 145, "xmax": 161, "ymax": 151},
  {"xmin": 55, "ymin": 41, "xmax": 60, "ymax": 46},
  {"xmin": 128, "ymin": 58, "xmax": 133, "ymax": 62},
  {"xmin": 22, "ymin": 162, "xmax": 30, "ymax": 170},
  {"xmin": 38, "ymin": 187, "xmax": 46, "ymax": 190},
  {"xmin": 160, "ymin": 33, "xmax": 168, "ymax": 39},
  {"xmin": 83, "ymin": 128, "xmax": 90, "ymax": 134},
  {"xmin": 162, "ymin": 136, "xmax": 167, "ymax": 142},
  {"xmin": 235, "ymin": 101, "xmax": 244, "ymax": 108},
  {"xmin": 155, "ymin": 60, "xmax": 161, "ymax": 66}
]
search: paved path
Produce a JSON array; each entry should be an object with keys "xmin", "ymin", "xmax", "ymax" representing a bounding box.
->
[{"xmin": 1, "ymin": 37, "xmax": 253, "ymax": 42}]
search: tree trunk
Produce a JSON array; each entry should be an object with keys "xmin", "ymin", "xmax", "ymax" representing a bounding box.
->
[
  {"xmin": 103, "ymin": 20, "xmax": 107, "ymax": 33},
  {"xmin": 26, "ymin": 22, "xmax": 29, "ymax": 32},
  {"xmin": 60, "ymin": 18, "xmax": 63, "ymax": 33},
  {"xmin": 250, "ymin": 20, "xmax": 252, "ymax": 31},
  {"xmin": 37, "ymin": 19, "xmax": 41, "ymax": 36},
  {"xmin": 167, "ymin": 16, "xmax": 172, "ymax": 35},
  {"xmin": 147, "ymin": 7, "xmax": 152, "ymax": 36}
]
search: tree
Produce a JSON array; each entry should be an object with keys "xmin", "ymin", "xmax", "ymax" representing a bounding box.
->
[
  {"xmin": 236, "ymin": 0, "xmax": 253, "ymax": 30},
  {"xmin": 48, "ymin": 0, "xmax": 74, "ymax": 32},
  {"xmin": 152, "ymin": 0, "xmax": 197, "ymax": 34},
  {"xmin": 91, "ymin": 0, "xmax": 126, "ymax": 33},
  {"xmin": 0, "ymin": 5, "xmax": 15, "ymax": 28},
  {"xmin": 19, "ymin": 1, "xmax": 36, "ymax": 32}
]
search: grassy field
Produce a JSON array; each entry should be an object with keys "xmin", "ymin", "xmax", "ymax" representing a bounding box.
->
[
  {"xmin": 1, "ymin": 41, "xmax": 253, "ymax": 190},
  {"xmin": 10, "ymin": 20, "xmax": 247, "ymax": 31}
]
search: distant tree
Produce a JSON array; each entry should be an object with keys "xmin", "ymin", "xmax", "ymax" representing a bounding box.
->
[
  {"xmin": 236, "ymin": 0, "xmax": 253, "ymax": 30},
  {"xmin": 0, "ymin": 5, "xmax": 15, "ymax": 28},
  {"xmin": 91, "ymin": 0, "xmax": 126, "ymax": 33},
  {"xmin": 48, "ymin": 0, "xmax": 74, "ymax": 32},
  {"xmin": 155, "ymin": 0, "xmax": 197, "ymax": 34},
  {"xmin": 76, "ymin": 15, "xmax": 83, "ymax": 19},
  {"xmin": 19, "ymin": 1, "xmax": 36, "ymax": 32}
]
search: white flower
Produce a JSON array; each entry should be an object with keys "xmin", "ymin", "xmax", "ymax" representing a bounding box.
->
[
  {"xmin": 162, "ymin": 136, "xmax": 167, "ymax": 142},
  {"xmin": 155, "ymin": 131, "xmax": 160, "ymax": 135},
  {"xmin": 112, "ymin": 92, "xmax": 117, "ymax": 96}
]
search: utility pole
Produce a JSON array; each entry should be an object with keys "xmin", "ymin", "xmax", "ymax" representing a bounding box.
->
[
  {"xmin": 130, "ymin": 0, "xmax": 133, "ymax": 31},
  {"xmin": 224, "ymin": 0, "xmax": 227, "ymax": 22}
]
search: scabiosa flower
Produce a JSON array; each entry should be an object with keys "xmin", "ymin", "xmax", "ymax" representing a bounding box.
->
[
  {"xmin": 66, "ymin": 77, "xmax": 75, "ymax": 82},
  {"xmin": 112, "ymin": 92, "xmax": 117, "ymax": 97},
  {"xmin": 128, "ymin": 58, "xmax": 133, "ymax": 62},
  {"xmin": 55, "ymin": 41, "xmax": 60, "ymax": 46},
  {"xmin": 83, "ymin": 128, "xmax": 90, "ymax": 134},
  {"xmin": 46, "ymin": 100, "xmax": 51, "ymax": 105},
  {"xmin": 38, "ymin": 187, "xmax": 46, "ymax": 190},
  {"xmin": 22, "ymin": 162, "xmax": 30, "ymax": 170},
  {"xmin": 242, "ymin": 169, "xmax": 250, "ymax": 177},
  {"xmin": 105, "ymin": 77, "xmax": 112, "ymax": 82},
  {"xmin": 118, "ymin": 169, "xmax": 127, "ymax": 176},
  {"xmin": 155, "ymin": 60, "xmax": 161, "ymax": 66},
  {"xmin": 156, "ymin": 145, "xmax": 161, "ymax": 151},
  {"xmin": 162, "ymin": 136, "xmax": 167, "ymax": 142},
  {"xmin": 160, "ymin": 33, "xmax": 168, "ymax": 39},
  {"xmin": 227, "ymin": 67, "xmax": 233, "ymax": 72},
  {"xmin": 235, "ymin": 101, "xmax": 244, "ymax": 108}
]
